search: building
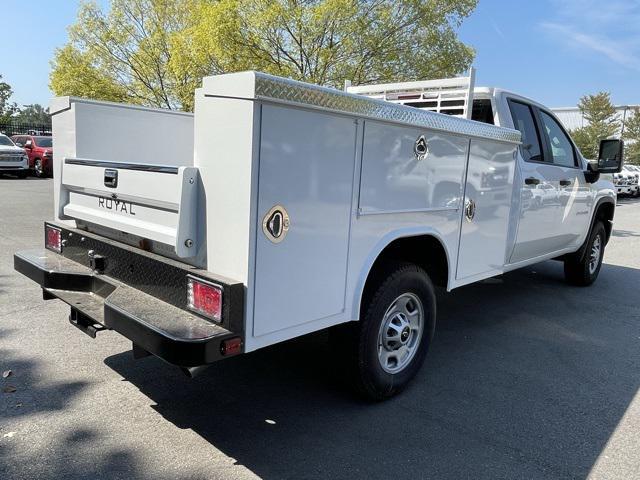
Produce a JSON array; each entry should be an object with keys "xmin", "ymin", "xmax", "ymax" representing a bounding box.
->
[{"xmin": 551, "ymin": 105, "xmax": 639, "ymax": 135}]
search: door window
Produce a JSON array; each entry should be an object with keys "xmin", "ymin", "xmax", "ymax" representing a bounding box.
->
[
  {"xmin": 508, "ymin": 100, "xmax": 543, "ymax": 163},
  {"xmin": 539, "ymin": 111, "xmax": 577, "ymax": 168}
]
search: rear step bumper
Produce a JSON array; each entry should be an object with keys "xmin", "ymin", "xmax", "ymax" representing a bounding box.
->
[{"xmin": 14, "ymin": 240, "xmax": 244, "ymax": 367}]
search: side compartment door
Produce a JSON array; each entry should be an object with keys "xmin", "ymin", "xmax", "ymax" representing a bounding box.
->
[
  {"xmin": 456, "ymin": 139, "xmax": 516, "ymax": 280},
  {"xmin": 252, "ymin": 105, "xmax": 357, "ymax": 337},
  {"xmin": 508, "ymin": 100, "xmax": 564, "ymax": 263}
]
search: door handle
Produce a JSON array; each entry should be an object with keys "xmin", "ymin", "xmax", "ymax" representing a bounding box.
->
[
  {"xmin": 559, "ymin": 179, "xmax": 572, "ymax": 187},
  {"xmin": 524, "ymin": 177, "xmax": 540, "ymax": 186}
]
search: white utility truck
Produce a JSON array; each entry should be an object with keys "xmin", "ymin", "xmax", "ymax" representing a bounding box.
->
[{"xmin": 14, "ymin": 71, "xmax": 623, "ymax": 399}]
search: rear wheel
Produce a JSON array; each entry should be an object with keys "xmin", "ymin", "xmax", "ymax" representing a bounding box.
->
[
  {"xmin": 564, "ymin": 221, "xmax": 606, "ymax": 286},
  {"xmin": 353, "ymin": 263, "xmax": 436, "ymax": 400}
]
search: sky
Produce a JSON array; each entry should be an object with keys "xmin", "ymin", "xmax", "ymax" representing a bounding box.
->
[{"xmin": 0, "ymin": 0, "xmax": 638, "ymax": 109}]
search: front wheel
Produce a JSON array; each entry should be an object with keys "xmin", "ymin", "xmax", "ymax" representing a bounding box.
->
[
  {"xmin": 564, "ymin": 221, "xmax": 606, "ymax": 286},
  {"xmin": 34, "ymin": 159, "xmax": 44, "ymax": 178},
  {"xmin": 354, "ymin": 263, "xmax": 436, "ymax": 400}
]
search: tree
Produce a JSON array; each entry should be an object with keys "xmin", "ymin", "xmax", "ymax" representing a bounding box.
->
[
  {"xmin": 181, "ymin": 0, "xmax": 477, "ymax": 90},
  {"xmin": 0, "ymin": 74, "xmax": 19, "ymax": 123},
  {"xmin": 623, "ymin": 108, "xmax": 640, "ymax": 165},
  {"xmin": 15, "ymin": 104, "xmax": 51, "ymax": 125},
  {"xmin": 51, "ymin": 0, "xmax": 198, "ymax": 110},
  {"xmin": 51, "ymin": 0, "xmax": 478, "ymax": 112},
  {"xmin": 570, "ymin": 92, "xmax": 620, "ymax": 159}
]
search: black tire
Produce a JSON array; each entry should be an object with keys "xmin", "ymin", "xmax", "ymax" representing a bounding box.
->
[
  {"xmin": 564, "ymin": 221, "xmax": 606, "ymax": 286},
  {"xmin": 34, "ymin": 159, "xmax": 44, "ymax": 178},
  {"xmin": 353, "ymin": 263, "xmax": 436, "ymax": 400}
]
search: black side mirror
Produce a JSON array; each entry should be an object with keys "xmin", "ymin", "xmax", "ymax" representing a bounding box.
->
[{"xmin": 597, "ymin": 138, "xmax": 624, "ymax": 173}]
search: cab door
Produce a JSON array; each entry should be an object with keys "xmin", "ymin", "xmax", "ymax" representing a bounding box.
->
[
  {"xmin": 536, "ymin": 109, "xmax": 592, "ymax": 249},
  {"xmin": 508, "ymin": 99, "xmax": 564, "ymax": 263}
]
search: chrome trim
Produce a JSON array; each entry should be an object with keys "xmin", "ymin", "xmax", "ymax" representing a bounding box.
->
[
  {"xmin": 358, "ymin": 206, "xmax": 459, "ymax": 216},
  {"xmin": 250, "ymin": 73, "xmax": 522, "ymax": 145},
  {"xmin": 65, "ymin": 158, "xmax": 179, "ymax": 174}
]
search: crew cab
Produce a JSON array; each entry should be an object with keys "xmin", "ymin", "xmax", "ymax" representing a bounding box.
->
[
  {"xmin": 14, "ymin": 71, "xmax": 623, "ymax": 400},
  {"xmin": 0, "ymin": 134, "xmax": 29, "ymax": 178},
  {"xmin": 12, "ymin": 134, "xmax": 53, "ymax": 177}
]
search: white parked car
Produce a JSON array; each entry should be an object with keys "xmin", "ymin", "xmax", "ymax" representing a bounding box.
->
[
  {"xmin": 14, "ymin": 71, "xmax": 623, "ymax": 399},
  {"xmin": 624, "ymin": 165, "xmax": 640, "ymax": 196},
  {"xmin": 615, "ymin": 166, "xmax": 639, "ymax": 196},
  {"xmin": 0, "ymin": 134, "xmax": 29, "ymax": 178}
]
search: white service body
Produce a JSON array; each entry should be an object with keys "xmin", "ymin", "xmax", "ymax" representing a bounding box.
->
[{"xmin": 48, "ymin": 71, "xmax": 616, "ymax": 353}]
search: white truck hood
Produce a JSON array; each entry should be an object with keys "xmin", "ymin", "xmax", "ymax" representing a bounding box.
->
[{"xmin": 0, "ymin": 145, "xmax": 25, "ymax": 153}]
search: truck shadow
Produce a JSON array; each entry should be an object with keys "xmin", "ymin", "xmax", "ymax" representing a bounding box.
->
[{"xmin": 104, "ymin": 260, "xmax": 640, "ymax": 480}]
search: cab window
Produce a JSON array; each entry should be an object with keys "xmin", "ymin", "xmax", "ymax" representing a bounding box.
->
[
  {"xmin": 539, "ymin": 111, "xmax": 577, "ymax": 168},
  {"xmin": 471, "ymin": 99, "xmax": 494, "ymax": 125},
  {"xmin": 507, "ymin": 100, "xmax": 543, "ymax": 163}
]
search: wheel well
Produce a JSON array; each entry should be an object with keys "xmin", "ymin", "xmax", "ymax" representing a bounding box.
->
[
  {"xmin": 595, "ymin": 201, "xmax": 614, "ymax": 242},
  {"xmin": 361, "ymin": 235, "xmax": 448, "ymax": 315}
]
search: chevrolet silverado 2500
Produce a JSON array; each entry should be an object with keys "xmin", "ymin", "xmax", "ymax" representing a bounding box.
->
[{"xmin": 14, "ymin": 72, "xmax": 623, "ymax": 400}]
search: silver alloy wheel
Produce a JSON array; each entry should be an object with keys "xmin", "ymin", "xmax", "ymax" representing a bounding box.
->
[
  {"xmin": 589, "ymin": 234, "xmax": 602, "ymax": 275},
  {"xmin": 377, "ymin": 293, "xmax": 424, "ymax": 374},
  {"xmin": 35, "ymin": 159, "xmax": 43, "ymax": 177}
]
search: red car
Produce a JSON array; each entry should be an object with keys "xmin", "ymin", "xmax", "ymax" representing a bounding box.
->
[{"xmin": 11, "ymin": 135, "xmax": 53, "ymax": 177}]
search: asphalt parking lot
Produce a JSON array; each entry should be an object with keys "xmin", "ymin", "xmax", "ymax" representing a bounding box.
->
[{"xmin": 1, "ymin": 177, "xmax": 639, "ymax": 480}]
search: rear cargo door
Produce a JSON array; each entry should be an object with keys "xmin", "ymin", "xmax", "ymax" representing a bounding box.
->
[{"xmin": 60, "ymin": 159, "xmax": 199, "ymax": 258}]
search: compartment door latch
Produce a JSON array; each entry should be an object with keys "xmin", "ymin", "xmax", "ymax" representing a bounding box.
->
[{"xmin": 104, "ymin": 169, "xmax": 118, "ymax": 188}]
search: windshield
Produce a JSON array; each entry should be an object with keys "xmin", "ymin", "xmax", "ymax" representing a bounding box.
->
[
  {"xmin": 0, "ymin": 135, "xmax": 15, "ymax": 146},
  {"xmin": 35, "ymin": 137, "xmax": 52, "ymax": 148}
]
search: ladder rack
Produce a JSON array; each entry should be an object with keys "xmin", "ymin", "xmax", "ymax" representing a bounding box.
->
[{"xmin": 346, "ymin": 68, "xmax": 476, "ymax": 120}]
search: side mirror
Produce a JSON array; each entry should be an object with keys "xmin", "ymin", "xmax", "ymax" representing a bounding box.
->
[
  {"xmin": 24, "ymin": 140, "xmax": 33, "ymax": 149},
  {"xmin": 597, "ymin": 138, "xmax": 624, "ymax": 173}
]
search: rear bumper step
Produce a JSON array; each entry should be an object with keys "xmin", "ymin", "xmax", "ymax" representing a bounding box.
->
[{"xmin": 14, "ymin": 248, "xmax": 243, "ymax": 367}]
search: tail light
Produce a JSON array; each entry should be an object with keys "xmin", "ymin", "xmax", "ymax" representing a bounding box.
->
[
  {"xmin": 45, "ymin": 225, "xmax": 62, "ymax": 253},
  {"xmin": 220, "ymin": 337, "xmax": 242, "ymax": 356},
  {"xmin": 187, "ymin": 275, "xmax": 222, "ymax": 321}
]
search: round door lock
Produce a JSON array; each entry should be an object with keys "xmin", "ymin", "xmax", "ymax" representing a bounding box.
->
[
  {"xmin": 464, "ymin": 198, "xmax": 476, "ymax": 222},
  {"xmin": 414, "ymin": 135, "xmax": 429, "ymax": 161},
  {"xmin": 262, "ymin": 205, "xmax": 290, "ymax": 243}
]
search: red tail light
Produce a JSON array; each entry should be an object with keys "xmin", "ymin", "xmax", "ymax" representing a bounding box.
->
[
  {"xmin": 220, "ymin": 337, "xmax": 242, "ymax": 356},
  {"xmin": 187, "ymin": 276, "xmax": 222, "ymax": 321},
  {"xmin": 45, "ymin": 225, "xmax": 62, "ymax": 253}
]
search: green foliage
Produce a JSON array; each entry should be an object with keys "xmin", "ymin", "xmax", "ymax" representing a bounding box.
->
[
  {"xmin": 15, "ymin": 104, "xmax": 51, "ymax": 124},
  {"xmin": 623, "ymin": 108, "xmax": 640, "ymax": 165},
  {"xmin": 570, "ymin": 92, "xmax": 620, "ymax": 160},
  {"xmin": 51, "ymin": 0, "xmax": 197, "ymax": 110},
  {"xmin": 50, "ymin": 45, "xmax": 130, "ymax": 104},
  {"xmin": 51, "ymin": 0, "xmax": 477, "ymax": 111},
  {"xmin": 0, "ymin": 74, "xmax": 19, "ymax": 123},
  {"xmin": 184, "ymin": 0, "xmax": 477, "ymax": 89}
]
